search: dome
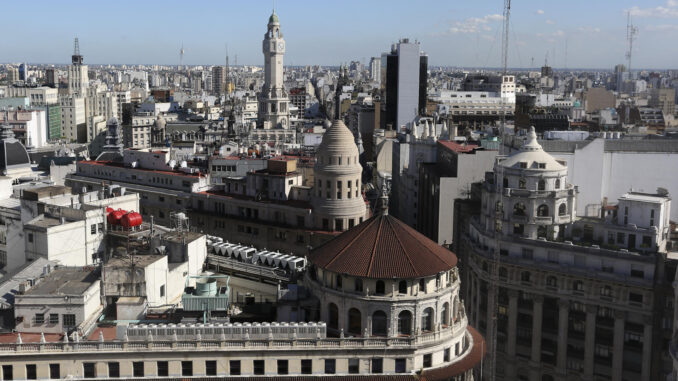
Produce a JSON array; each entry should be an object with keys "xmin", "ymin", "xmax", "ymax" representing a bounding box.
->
[
  {"xmin": 268, "ymin": 11, "xmax": 279, "ymax": 24},
  {"xmin": 317, "ymin": 120, "xmax": 358, "ymax": 158},
  {"xmin": 308, "ymin": 214, "xmax": 458, "ymax": 279},
  {"xmin": 499, "ymin": 126, "xmax": 565, "ymax": 171},
  {"xmin": 0, "ymin": 119, "xmax": 31, "ymax": 175}
]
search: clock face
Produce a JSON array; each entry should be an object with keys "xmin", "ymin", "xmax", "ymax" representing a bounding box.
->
[{"xmin": 278, "ymin": 42, "xmax": 284, "ymax": 50}]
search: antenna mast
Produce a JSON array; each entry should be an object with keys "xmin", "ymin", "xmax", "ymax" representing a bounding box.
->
[
  {"xmin": 625, "ymin": 11, "xmax": 638, "ymax": 78},
  {"xmin": 180, "ymin": 43, "xmax": 185, "ymax": 68}
]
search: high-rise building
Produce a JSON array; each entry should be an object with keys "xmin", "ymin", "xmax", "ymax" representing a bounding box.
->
[
  {"xmin": 68, "ymin": 38, "xmax": 88, "ymax": 96},
  {"xmin": 6, "ymin": 66, "xmax": 19, "ymax": 84},
  {"xmin": 211, "ymin": 66, "xmax": 224, "ymax": 95},
  {"xmin": 45, "ymin": 67, "xmax": 56, "ymax": 87},
  {"xmin": 649, "ymin": 88, "xmax": 676, "ymax": 117},
  {"xmin": 18, "ymin": 63, "xmax": 27, "ymax": 81},
  {"xmin": 258, "ymin": 11, "xmax": 290, "ymax": 129},
  {"xmin": 382, "ymin": 39, "xmax": 428, "ymax": 130},
  {"xmin": 369, "ymin": 56, "xmax": 381, "ymax": 84}
]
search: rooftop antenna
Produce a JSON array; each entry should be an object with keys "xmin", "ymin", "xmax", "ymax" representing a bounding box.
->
[
  {"xmin": 626, "ymin": 11, "xmax": 638, "ymax": 77},
  {"xmin": 490, "ymin": 1, "xmax": 511, "ymax": 380},
  {"xmin": 180, "ymin": 42, "xmax": 185, "ymax": 68},
  {"xmin": 531, "ymin": 57, "xmax": 534, "ymax": 68},
  {"xmin": 74, "ymin": 38, "xmax": 80, "ymax": 56},
  {"xmin": 225, "ymin": 43, "xmax": 230, "ymax": 97}
]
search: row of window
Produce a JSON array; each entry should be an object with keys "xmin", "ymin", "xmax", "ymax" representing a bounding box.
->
[
  {"xmin": 0, "ymin": 358, "xmax": 405, "ymax": 379},
  {"xmin": 503, "ymin": 177, "xmax": 562, "ymax": 190},
  {"xmin": 33, "ymin": 313, "xmax": 75, "ymax": 326}
]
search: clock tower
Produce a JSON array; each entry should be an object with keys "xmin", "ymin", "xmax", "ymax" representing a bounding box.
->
[{"xmin": 259, "ymin": 11, "xmax": 290, "ymax": 130}]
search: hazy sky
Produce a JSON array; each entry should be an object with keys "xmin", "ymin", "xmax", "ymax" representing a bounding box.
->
[{"xmin": 3, "ymin": 0, "xmax": 678, "ymax": 69}]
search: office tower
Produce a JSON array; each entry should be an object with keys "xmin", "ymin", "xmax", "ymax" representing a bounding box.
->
[
  {"xmin": 382, "ymin": 39, "xmax": 428, "ymax": 130},
  {"xmin": 369, "ymin": 56, "xmax": 381, "ymax": 83},
  {"xmin": 68, "ymin": 38, "xmax": 89, "ymax": 96},
  {"xmin": 18, "ymin": 63, "xmax": 27, "ymax": 81},
  {"xmin": 45, "ymin": 67, "xmax": 56, "ymax": 87},
  {"xmin": 211, "ymin": 66, "xmax": 225, "ymax": 95}
]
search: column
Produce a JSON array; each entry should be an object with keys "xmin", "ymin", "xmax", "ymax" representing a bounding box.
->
[
  {"xmin": 641, "ymin": 320, "xmax": 652, "ymax": 381},
  {"xmin": 583, "ymin": 305, "xmax": 597, "ymax": 380},
  {"xmin": 556, "ymin": 299, "xmax": 569, "ymax": 373},
  {"xmin": 530, "ymin": 295, "xmax": 544, "ymax": 381},
  {"xmin": 505, "ymin": 290, "xmax": 519, "ymax": 379},
  {"xmin": 611, "ymin": 310, "xmax": 625, "ymax": 381},
  {"xmin": 474, "ymin": 280, "xmax": 481, "ymax": 328}
]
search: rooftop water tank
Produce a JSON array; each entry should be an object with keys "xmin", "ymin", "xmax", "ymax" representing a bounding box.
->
[
  {"xmin": 195, "ymin": 278, "xmax": 218, "ymax": 297},
  {"xmin": 107, "ymin": 209, "xmax": 126, "ymax": 225},
  {"xmin": 121, "ymin": 212, "xmax": 142, "ymax": 229}
]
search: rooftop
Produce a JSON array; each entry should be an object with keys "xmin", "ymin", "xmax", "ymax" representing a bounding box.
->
[
  {"xmin": 309, "ymin": 214, "xmax": 458, "ymax": 279},
  {"xmin": 79, "ymin": 160, "xmax": 204, "ymax": 178},
  {"xmin": 23, "ymin": 267, "xmax": 99, "ymax": 296},
  {"xmin": 438, "ymin": 140, "xmax": 480, "ymax": 154},
  {"xmin": 105, "ymin": 255, "xmax": 165, "ymax": 268}
]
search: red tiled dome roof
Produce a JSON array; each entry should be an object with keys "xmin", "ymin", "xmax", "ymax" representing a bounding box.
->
[{"xmin": 308, "ymin": 214, "xmax": 457, "ymax": 279}]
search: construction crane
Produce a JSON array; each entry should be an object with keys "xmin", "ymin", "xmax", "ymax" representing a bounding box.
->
[{"xmin": 487, "ymin": 1, "xmax": 511, "ymax": 380}]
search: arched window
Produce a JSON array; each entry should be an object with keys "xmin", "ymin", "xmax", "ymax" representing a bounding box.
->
[
  {"xmin": 348, "ymin": 308, "xmax": 361, "ymax": 335},
  {"xmin": 375, "ymin": 280, "xmax": 385, "ymax": 295},
  {"xmin": 537, "ymin": 204, "xmax": 549, "ymax": 217},
  {"xmin": 520, "ymin": 271, "xmax": 531, "ymax": 283},
  {"xmin": 555, "ymin": 179, "xmax": 561, "ymax": 189},
  {"xmin": 328, "ymin": 303, "xmax": 338, "ymax": 330},
  {"xmin": 546, "ymin": 276, "xmax": 558, "ymax": 288},
  {"xmin": 513, "ymin": 203, "xmax": 526, "ymax": 216},
  {"xmin": 398, "ymin": 280, "xmax": 407, "ymax": 294},
  {"xmin": 397, "ymin": 311, "xmax": 412, "ymax": 336},
  {"xmin": 559, "ymin": 203, "xmax": 567, "ymax": 216},
  {"xmin": 372, "ymin": 310, "xmax": 387, "ymax": 336},
  {"xmin": 503, "ymin": 177, "xmax": 509, "ymax": 188},
  {"xmin": 537, "ymin": 225, "xmax": 547, "ymax": 238},
  {"xmin": 518, "ymin": 178, "xmax": 526, "ymax": 189},
  {"xmin": 421, "ymin": 307, "xmax": 434, "ymax": 332},
  {"xmin": 441, "ymin": 302, "xmax": 450, "ymax": 327},
  {"xmin": 538, "ymin": 179, "xmax": 546, "ymax": 191}
]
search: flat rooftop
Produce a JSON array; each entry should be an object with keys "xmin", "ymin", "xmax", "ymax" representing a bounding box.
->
[
  {"xmin": 25, "ymin": 216, "xmax": 65, "ymax": 229},
  {"xmin": 620, "ymin": 192, "xmax": 670, "ymax": 203},
  {"xmin": 24, "ymin": 267, "xmax": 99, "ymax": 296},
  {"xmin": 162, "ymin": 231, "xmax": 204, "ymax": 244}
]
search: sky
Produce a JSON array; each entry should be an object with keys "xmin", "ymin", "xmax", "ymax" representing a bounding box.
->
[{"xmin": 2, "ymin": 0, "xmax": 678, "ymax": 69}]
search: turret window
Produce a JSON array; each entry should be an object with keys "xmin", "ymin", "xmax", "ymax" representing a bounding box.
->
[
  {"xmin": 513, "ymin": 203, "xmax": 526, "ymax": 216},
  {"xmin": 398, "ymin": 281, "xmax": 407, "ymax": 294},
  {"xmin": 555, "ymin": 179, "xmax": 561, "ymax": 189},
  {"xmin": 538, "ymin": 179, "xmax": 546, "ymax": 191},
  {"xmin": 537, "ymin": 204, "xmax": 549, "ymax": 217},
  {"xmin": 558, "ymin": 204, "xmax": 567, "ymax": 216},
  {"xmin": 421, "ymin": 307, "xmax": 434, "ymax": 332},
  {"xmin": 376, "ymin": 280, "xmax": 385, "ymax": 295}
]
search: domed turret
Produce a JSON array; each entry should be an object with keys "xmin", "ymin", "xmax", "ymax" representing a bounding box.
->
[
  {"xmin": 311, "ymin": 120, "xmax": 368, "ymax": 231},
  {"xmin": 268, "ymin": 11, "xmax": 279, "ymax": 25},
  {"xmin": 487, "ymin": 126, "xmax": 576, "ymax": 240}
]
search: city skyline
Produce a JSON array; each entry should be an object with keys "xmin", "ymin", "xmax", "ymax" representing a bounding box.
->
[{"xmin": 3, "ymin": 0, "xmax": 678, "ymax": 69}]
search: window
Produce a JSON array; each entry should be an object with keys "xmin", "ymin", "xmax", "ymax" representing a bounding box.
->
[
  {"xmin": 555, "ymin": 179, "xmax": 561, "ymax": 189},
  {"xmin": 521, "ymin": 248, "xmax": 534, "ymax": 260},
  {"xmin": 399, "ymin": 280, "xmax": 407, "ymax": 294},
  {"xmin": 537, "ymin": 204, "xmax": 549, "ymax": 217},
  {"xmin": 520, "ymin": 271, "xmax": 531, "ymax": 283},
  {"xmin": 444, "ymin": 348, "xmax": 451, "ymax": 362},
  {"xmin": 376, "ymin": 280, "xmax": 385, "ymax": 295},
  {"xmin": 301, "ymin": 359, "xmax": 312, "ymax": 375},
  {"xmin": 395, "ymin": 358, "xmax": 407, "ymax": 373},
  {"xmin": 423, "ymin": 354, "xmax": 432, "ymax": 368},
  {"xmin": 181, "ymin": 361, "xmax": 192, "ymax": 376},
  {"xmin": 336, "ymin": 275, "xmax": 342, "ymax": 289},
  {"xmin": 26, "ymin": 365, "xmax": 36, "ymax": 380},
  {"xmin": 503, "ymin": 177, "xmax": 509, "ymax": 188},
  {"xmin": 398, "ymin": 310, "xmax": 412, "ymax": 335},
  {"xmin": 573, "ymin": 281, "xmax": 584, "ymax": 293},
  {"xmin": 348, "ymin": 308, "xmax": 362, "ymax": 335},
  {"xmin": 155, "ymin": 361, "xmax": 168, "ymax": 376},
  {"xmin": 513, "ymin": 203, "xmax": 526, "ymax": 216},
  {"xmin": 518, "ymin": 178, "xmax": 526, "ymax": 189},
  {"xmin": 322, "ymin": 219, "xmax": 329, "ymax": 230},
  {"xmin": 354, "ymin": 278, "xmax": 363, "ymax": 292},
  {"xmin": 49, "ymin": 364, "xmax": 60, "ymax": 379},
  {"xmin": 421, "ymin": 308, "xmax": 434, "ymax": 332},
  {"xmin": 253, "ymin": 360, "xmax": 265, "ymax": 375},
  {"xmin": 2, "ymin": 365, "xmax": 12, "ymax": 380},
  {"xmin": 108, "ymin": 362, "xmax": 119, "ymax": 378},
  {"xmin": 372, "ymin": 358, "xmax": 383, "ymax": 373},
  {"xmin": 600, "ymin": 286, "xmax": 612, "ymax": 298},
  {"xmin": 277, "ymin": 360, "xmax": 288, "ymax": 375},
  {"xmin": 28, "ymin": 233, "xmax": 33, "ymax": 243},
  {"xmin": 133, "ymin": 362, "xmax": 144, "ymax": 377},
  {"xmin": 229, "ymin": 360, "xmax": 241, "ymax": 375},
  {"xmin": 546, "ymin": 276, "xmax": 558, "ymax": 288},
  {"xmin": 419, "ymin": 278, "xmax": 426, "ymax": 293},
  {"xmin": 629, "ymin": 292, "xmax": 643, "ymax": 304},
  {"xmin": 35, "ymin": 313, "xmax": 44, "ymax": 324},
  {"xmin": 328, "ymin": 303, "xmax": 338, "ymax": 330},
  {"xmin": 63, "ymin": 314, "xmax": 76, "ymax": 327},
  {"xmin": 348, "ymin": 358, "xmax": 360, "ymax": 374},
  {"xmin": 325, "ymin": 359, "xmax": 336, "ymax": 374},
  {"xmin": 538, "ymin": 179, "xmax": 546, "ymax": 191},
  {"xmin": 372, "ymin": 310, "xmax": 387, "ymax": 336},
  {"xmin": 83, "ymin": 363, "xmax": 95, "ymax": 378},
  {"xmin": 335, "ymin": 219, "xmax": 343, "ymax": 230}
]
